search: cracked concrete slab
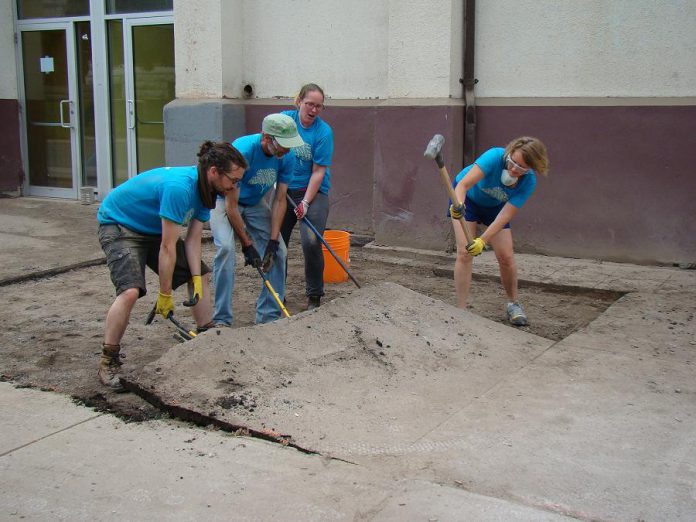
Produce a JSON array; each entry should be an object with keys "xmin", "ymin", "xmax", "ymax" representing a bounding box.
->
[
  {"xmin": 394, "ymin": 290, "xmax": 696, "ymax": 521},
  {"xmin": 1, "ymin": 383, "xmax": 576, "ymax": 521},
  {"xmin": 123, "ymin": 282, "xmax": 696, "ymax": 520},
  {"xmin": 123, "ymin": 282, "xmax": 554, "ymax": 458}
]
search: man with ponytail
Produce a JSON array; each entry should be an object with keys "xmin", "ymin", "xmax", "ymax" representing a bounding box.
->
[{"xmin": 95, "ymin": 141, "xmax": 247, "ymax": 390}]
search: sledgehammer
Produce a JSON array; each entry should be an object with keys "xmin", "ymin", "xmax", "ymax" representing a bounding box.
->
[{"xmin": 423, "ymin": 134, "xmax": 474, "ymax": 245}]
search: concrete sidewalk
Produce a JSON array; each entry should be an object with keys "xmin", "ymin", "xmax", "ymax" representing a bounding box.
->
[
  {"xmin": 0, "ymin": 382, "xmax": 573, "ymax": 521},
  {"xmin": 1, "ymin": 196, "xmax": 695, "ymax": 520}
]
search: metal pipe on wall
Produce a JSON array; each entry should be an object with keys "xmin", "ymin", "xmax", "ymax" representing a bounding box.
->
[{"xmin": 461, "ymin": 0, "xmax": 477, "ymax": 166}]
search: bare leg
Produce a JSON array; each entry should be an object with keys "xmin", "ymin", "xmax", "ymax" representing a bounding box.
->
[
  {"xmin": 488, "ymin": 228, "xmax": 518, "ymax": 302},
  {"xmin": 103, "ymin": 287, "xmax": 140, "ymax": 346},
  {"xmin": 192, "ymin": 273, "xmax": 213, "ymax": 327},
  {"xmin": 452, "ymin": 219, "xmax": 478, "ymax": 308}
]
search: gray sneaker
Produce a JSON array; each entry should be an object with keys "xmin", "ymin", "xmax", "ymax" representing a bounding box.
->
[{"xmin": 506, "ymin": 302, "xmax": 529, "ymax": 326}]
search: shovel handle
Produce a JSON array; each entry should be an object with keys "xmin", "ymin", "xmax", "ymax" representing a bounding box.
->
[
  {"xmin": 285, "ymin": 194, "xmax": 362, "ymax": 289},
  {"xmin": 182, "ymin": 280, "xmax": 200, "ymax": 307},
  {"xmin": 145, "ymin": 305, "xmax": 156, "ymax": 325},
  {"xmin": 167, "ymin": 313, "xmax": 197, "ymax": 340},
  {"xmin": 256, "ymin": 267, "xmax": 291, "ymax": 318}
]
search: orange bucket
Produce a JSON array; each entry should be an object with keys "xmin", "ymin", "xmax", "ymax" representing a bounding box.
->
[{"xmin": 322, "ymin": 230, "xmax": 351, "ymax": 283}]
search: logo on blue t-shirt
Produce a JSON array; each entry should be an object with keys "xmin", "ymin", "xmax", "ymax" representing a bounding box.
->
[
  {"xmin": 294, "ymin": 143, "xmax": 312, "ymax": 162},
  {"xmin": 481, "ymin": 187, "xmax": 509, "ymax": 203},
  {"xmin": 248, "ymin": 168, "xmax": 277, "ymax": 191}
]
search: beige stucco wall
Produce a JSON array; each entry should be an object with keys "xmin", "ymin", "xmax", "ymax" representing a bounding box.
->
[
  {"xmin": 475, "ymin": 0, "xmax": 696, "ymax": 98},
  {"xmin": 175, "ymin": 0, "xmax": 695, "ymax": 101},
  {"xmin": 175, "ymin": 0, "xmax": 243, "ymax": 98},
  {"xmin": 175, "ymin": 0, "xmax": 463, "ymax": 100},
  {"xmin": 0, "ymin": 0, "xmax": 18, "ymax": 99}
]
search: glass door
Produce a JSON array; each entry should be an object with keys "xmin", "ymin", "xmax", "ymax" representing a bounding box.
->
[
  {"xmin": 108, "ymin": 18, "xmax": 174, "ymax": 185},
  {"xmin": 20, "ymin": 23, "xmax": 81, "ymax": 198}
]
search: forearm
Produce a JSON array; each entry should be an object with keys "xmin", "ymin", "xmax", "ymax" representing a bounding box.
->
[
  {"xmin": 158, "ymin": 242, "xmax": 177, "ymax": 294},
  {"xmin": 303, "ymin": 165, "xmax": 326, "ymax": 204},
  {"xmin": 270, "ymin": 198, "xmax": 287, "ymax": 241},
  {"xmin": 481, "ymin": 205, "xmax": 517, "ymax": 243},
  {"xmin": 184, "ymin": 221, "xmax": 203, "ymax": 276},
  {"xmin": 454, "ymin": 182, "xmax": 469, "ymax": 205}
]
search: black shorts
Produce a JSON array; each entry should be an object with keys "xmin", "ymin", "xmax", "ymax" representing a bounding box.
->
[{"xmin": 98, "ymin": 223, "xmax": 210, "ymax": 297}]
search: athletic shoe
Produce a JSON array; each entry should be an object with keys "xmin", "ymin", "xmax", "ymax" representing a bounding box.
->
[{"xmin": 506, "ymin": 302, "xmax": 529, "ymax": 326}]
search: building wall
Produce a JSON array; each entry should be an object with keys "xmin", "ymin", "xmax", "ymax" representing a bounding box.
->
[
  {"xmin": 471, "ymin": 0, "xmax": 696, "ymax": 265},
  {"xmin": 475, "ymin": 1, "xmax": 696, "ymax": 98},
  {"xmin": 244, "ymin": 101, "xmax": 464, "ymax": 243},
  {"xmin": 0, "ymin": 1, "xmax": 22, "ymax": 192},
  {"xmin": 168, "ymin": 0, "xmax": 696, "ymax": 265},
  {"xmin": 175, "ymin": 0, "xmax": 462, "ymax": 100}
]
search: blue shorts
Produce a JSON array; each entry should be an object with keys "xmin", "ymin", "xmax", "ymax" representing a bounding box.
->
[{"xmin": 448, "ymin": 195, "xmax": 510, "ymax": 229}]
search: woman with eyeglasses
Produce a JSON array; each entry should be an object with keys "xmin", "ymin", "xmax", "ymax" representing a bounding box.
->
[
  {"xmin": 280, "ymin": 83, "xmax": 334, "ymax": 310},
  {"xmin": 449, "ymin": 136, "xmax": 549, "ymax": 326}
]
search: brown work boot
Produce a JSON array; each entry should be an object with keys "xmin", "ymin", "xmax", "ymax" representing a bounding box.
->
[{"xmin": 98, "ymin": 343, "xmax": 123, "ymax": 390}]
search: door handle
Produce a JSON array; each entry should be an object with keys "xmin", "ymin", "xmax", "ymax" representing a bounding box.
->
[
  {"xmin": 59, "ymin": 99, "xmax": 73, "ymax": 128},
  {"xmin": 127, "ymin": 100, "xmax": 135, "ymax": 129}
]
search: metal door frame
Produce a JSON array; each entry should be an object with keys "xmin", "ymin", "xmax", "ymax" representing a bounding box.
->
[
  {"xmin": 122, "ymin": 16, "xmax": 174, "ymax": 180},
  {"xmin": 18, "ymin": 21, "xmax": 83, "ymax": 199}
]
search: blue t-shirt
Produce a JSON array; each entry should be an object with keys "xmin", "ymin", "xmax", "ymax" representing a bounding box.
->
[
  {"xmin": 97, "ymin": 166, "xmax": 210, "ymax": 235},
  {"xmin": 227, "ymin": 133, "xmax": 294, "ymax": 206},
  {"xmin": 281, "ymin": 109, "xmax": 334, "ymax": 193},
  {"xmin": 455, "ymin": 147, "xmax": 537, "ymax": 208}
]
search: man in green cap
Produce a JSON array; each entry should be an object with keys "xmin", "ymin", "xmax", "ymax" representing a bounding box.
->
[{"xmin": 209, "ymin": 113, "xmax": 305, "ymax": 325}]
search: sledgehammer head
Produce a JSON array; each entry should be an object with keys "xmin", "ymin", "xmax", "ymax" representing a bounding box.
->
[{"xmin": 424, "ymin": 134, "xmax": 445, "ymax": 168}]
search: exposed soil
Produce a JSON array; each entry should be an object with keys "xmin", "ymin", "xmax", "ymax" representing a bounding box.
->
[{"xmin": 0, "ymin": 241, "xmax": 620, "ymax": 422}]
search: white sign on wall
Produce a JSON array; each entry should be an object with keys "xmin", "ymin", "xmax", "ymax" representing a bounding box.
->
[{"xmin": 40, "ymin": 56, "xmax": 54, "ymax": 74}]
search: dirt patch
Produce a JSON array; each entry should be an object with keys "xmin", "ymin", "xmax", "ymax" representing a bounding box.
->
[
  {"xmin": 121, "ymin": 282, "xmax": 556, "ymax": 456},
  {"xmin": 0, "ymin": 242, "xmax": 619, "ymax": 421}
]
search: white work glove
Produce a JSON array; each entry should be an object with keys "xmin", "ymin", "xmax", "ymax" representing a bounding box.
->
[{"xmin": 294, "ymin": 199, "xmax": 310, "ymax": 220}]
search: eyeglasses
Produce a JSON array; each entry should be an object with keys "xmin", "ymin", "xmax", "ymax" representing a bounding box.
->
[
  {"xmin": 302, "ymin": 101, "xmax": 324, "ymax": 111},
  {"xmin": 221, "ymin": 170, "xmax": 241, "ymax": 185},
  {"xmin": 506, "ymin": 155, "xmax": 531, "ymax": 175},
  {"xmin": 270, "ymin": 136, "xmax": 288, "ymax": 151}
]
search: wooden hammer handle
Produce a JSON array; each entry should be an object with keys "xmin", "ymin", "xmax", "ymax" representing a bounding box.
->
[{"xmin": 439, "ymin": 167, "xmax": 474, "ymax": 244}]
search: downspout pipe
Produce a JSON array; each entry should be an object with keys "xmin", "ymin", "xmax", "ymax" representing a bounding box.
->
[{"xmin": 461, "ymin": 0, "xmax": 477, "ymax": 165}]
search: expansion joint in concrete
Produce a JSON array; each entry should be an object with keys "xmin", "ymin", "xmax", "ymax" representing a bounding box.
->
[
  {"xmin": 0, "ymin": 413, "xmax": 104, "ymax": 458},
  {"xmin": 0, "ymin": 258, "xmax": 107, "ymax": 287}
]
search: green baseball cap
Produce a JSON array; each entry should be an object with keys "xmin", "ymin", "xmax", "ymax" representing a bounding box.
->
[{"xmin": 262, "ymin": 113, "xmax": 305, "ymax": 148}]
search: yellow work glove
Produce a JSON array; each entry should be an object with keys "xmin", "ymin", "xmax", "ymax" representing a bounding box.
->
[
  {"xmin": 155, "ymin": 291, "xmax": 175, "ymax": 319},
  {"xmin": 466, "ymin": 237, "xmax": 486, "ymax": 256},
  {"xmin": 449, "ymin": 202, "xmax": 465, "ymax": 220},
  {"xmin": 190, "ymin": 274, "xmax": 203, "ymax": 304}
]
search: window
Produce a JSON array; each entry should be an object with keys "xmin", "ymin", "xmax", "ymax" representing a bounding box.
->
[
  {"xmin": 106, "ymin": 0, "xmax": 173, "ymax": 14},
  {"xmin": 17, "ymin": 0, "xmax": 89, "ymax": 19}
]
